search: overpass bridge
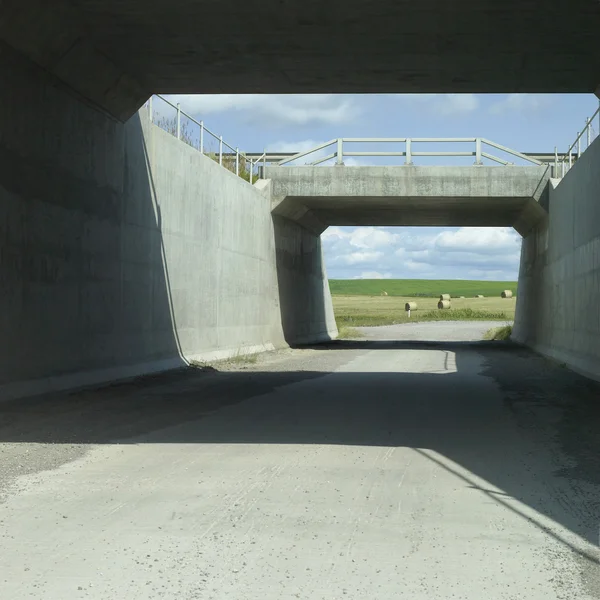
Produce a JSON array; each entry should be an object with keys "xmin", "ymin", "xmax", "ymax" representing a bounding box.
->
[{"xmin": 263, "ymin": 138, "xmax": 551, "ymax": 236}]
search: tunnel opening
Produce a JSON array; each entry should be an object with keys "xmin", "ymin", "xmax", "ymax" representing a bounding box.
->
[{"xmin": 320, "ymin": 225, "xmax": 521, "ymax": 336}]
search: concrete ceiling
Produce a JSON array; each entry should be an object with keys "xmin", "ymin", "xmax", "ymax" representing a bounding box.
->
[{"xmin": 2, "ymin": 0, "xmax": 600, "ymax": 120}]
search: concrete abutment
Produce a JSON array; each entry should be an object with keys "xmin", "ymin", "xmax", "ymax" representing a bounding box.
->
[
  {"xmin": 514, "ymin": 137, "xmax": 600, "ymax": 381},
  {"xmin": 0, "ymin": 51, "xmax": 336, "ymax": 401}
]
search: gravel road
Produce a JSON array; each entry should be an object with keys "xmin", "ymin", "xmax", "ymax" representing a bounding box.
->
[{"xmin": 0, "ymin": 322, "xmax": 598, "ymax": 599}]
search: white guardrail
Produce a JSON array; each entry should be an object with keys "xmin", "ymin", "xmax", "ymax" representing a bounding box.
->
[
  {"xmin": 147, "ymin": 94, "xmax": 266, "ymax": 184},
  {"xmin": 147, "ymin": 94, "xmax": 599, "ymax": 180},
  {"xmin": 555, "ymin": 101, "xmax": 600, "ymax": 177},
  {"xmin": 278, "ymin": 138, "xmax": 545, "ymax": 167}
]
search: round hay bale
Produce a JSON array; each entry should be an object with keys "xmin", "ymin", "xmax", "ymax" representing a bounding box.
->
[
  {"xmin": 439, "ymin": 294, "xmax": 451, "ymax": 302},
  {"xmin": 438, "ymin": 300, "xmax": 451, "ymax": 309},
  {"xmin": 475, "ymin": 295, "xmax": 484, "ymax": 298},
  {"xmin": 460, "ymin": 296, "xmax": 465, "ymax": 299},
  {"xmin": 405, "ymin": 302, "xmax": 417, "ymax": 312},
  {"xmin": 381, "ymin": 291, "xmax": 388, "ymax": 296},
  {"xmin": 501, "ymin": 290, "xmax": 513, "ymax": 299}
]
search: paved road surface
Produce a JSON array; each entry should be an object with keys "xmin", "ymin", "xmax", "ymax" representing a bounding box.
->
[{"xmin": 1, "ymin": 323, "xmax": 599, "ymax": 599}]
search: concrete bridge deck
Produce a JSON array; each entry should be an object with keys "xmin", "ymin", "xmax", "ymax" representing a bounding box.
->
[{"xmin": 266, "ymin": 165, "xmax": 551, "ymax": 236}]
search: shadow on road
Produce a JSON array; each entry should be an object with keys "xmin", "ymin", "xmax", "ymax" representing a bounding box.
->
[
  {"xmin": 1, "ymin": 340, "xmax": 599, "ymax": 563},
  {"xmin": 292, "ymin": 339, "xmax": 508, "ymax": 350}
]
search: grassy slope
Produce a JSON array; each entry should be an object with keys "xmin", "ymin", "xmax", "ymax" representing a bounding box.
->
[{"xmin": 329, "ymin": 279, "xmax": 517, "ymax": 298}]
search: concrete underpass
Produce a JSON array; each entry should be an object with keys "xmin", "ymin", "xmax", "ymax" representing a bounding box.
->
[{"xmin": 1, "ymin": 1, "xmax": 600, "ymax": 598}]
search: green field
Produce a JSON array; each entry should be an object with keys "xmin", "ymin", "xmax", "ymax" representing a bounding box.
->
[
  {"xmin": 333, "ymin": 294, "xmax": 516, "ymax": 328},
  {"xmin": 329, "ymin": 279, "xmax": 518, "ymax": 298}
]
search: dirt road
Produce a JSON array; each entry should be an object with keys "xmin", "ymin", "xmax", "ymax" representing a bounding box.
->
[{"xmin": 1, "ymin": 323, "xmax": 598, "ymax": 599}]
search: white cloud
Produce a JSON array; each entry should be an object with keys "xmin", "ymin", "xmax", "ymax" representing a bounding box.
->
[
  {"xmin": 343, "ymin": 157, "xmax": 376, "ymax": 167},
  {"xmin": 438, "ymin": 94, "xmax": 479, "ymax": 115},
  {"xmin": 396, "ymin": 232, "xmax": 438, "ymax": 252},
  {"xmin": 322, "ymin": 226, "xmax": 349, "ymax": 242},
  {"xmin": 489, "ymin": 94, "xmax": 551, "ymax": 115},
  {"xmin": 404, "ymin": 260, "xmax": 435, "ymax": 272},
  {"xmin": 338, "ymin": 251, "xmax": 385, "ymax": 265},
  {"xmin": 322, "ymin": 226, "xmax": 522, "ymax": 280},
  {"xmin": 266, "ymin": 139, "xmax": 334, "ymax": 165},
  {"xmin": 434, "ymin": 227, "xmax": 520, "ymax": 254},
  {"xmin": 267, "ymin": 139, "xmax": 327, "ymax": 153},
  {"xmin": 353, "ymin": 271, "xmax": 393, "ymax": 279},
  {"xmin": 264, "ymin": 145, "xmax": 376, "ymax": 167},
  {"xmin": 163, "ymin": 94, "xmax": 360, "ymax": 125},
  {"xmin": 467, "ymin": 269, "xmax": 510, "ymax": 280},
  {"xmin": 398, "ymin": 94, "xmax": 479, "ymax": 116},
  {"xmin": 347, "ymin": 227, "xmax": 398, "ymax": 249},
  {"xmin": 323, "ymin": 226, "xmax": 398, "ymax": 249}
]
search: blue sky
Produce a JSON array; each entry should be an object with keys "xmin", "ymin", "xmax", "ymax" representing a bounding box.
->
[{"xmin": 161, "ymin": 93, "xmax": 599, "ymax": 280}]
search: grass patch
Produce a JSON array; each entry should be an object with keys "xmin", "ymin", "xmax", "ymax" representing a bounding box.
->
[
  {"xmin": 227, "ymin": 353, "xmax": 259, "ymax": 364},
  {"xmin": 337, "ymin": 315, "xmax": 404, "ymax": 327},
  {"xmin": 190, "ymin": 351, "xmax": 259, "ymax": 369},
  {"xmin": 333, "ymin": 295, "xmax": 515, "ymax": 328},
  {"xmin": 330, "ymin": 278, "xmax": 517, "ymax": 298},
  {"xmin": 419, "ymin": 308, "xmax": 510, "ymax": 321},
  {"xmin": 336, "ymin": 326, "xmax": 365, "ymax": 339},
  {"xmin": 483, "ymin": 325, "xmax": 513, "ymax": 341}
]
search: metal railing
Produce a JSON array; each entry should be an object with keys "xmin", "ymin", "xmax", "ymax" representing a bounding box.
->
[
  {"xmin": 555, "ymin": 101, "xmax": 600, "ymax": 177},
  {"xmin": 146, "ymin": 95, "xmax": 266, "ymax": 184},
  {"xmin": 277, "ymin": 138, "xmax": 545, "ymax": 167},
  {"xmin": 145, "ymin": 94, "xmax": 599, "ymax": 180}
]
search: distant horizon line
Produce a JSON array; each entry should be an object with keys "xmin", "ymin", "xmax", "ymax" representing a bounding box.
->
[{"xmin": 329, "ymin": 277, "xmax": 518, "ymax": 282}]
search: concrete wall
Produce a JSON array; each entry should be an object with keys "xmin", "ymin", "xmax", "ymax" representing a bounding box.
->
[
  {"xmin": 273, "ymin": 215, "xmax": 338, "ymax": 345},
  {"xmin": 0, "ymin": 49, "xmax": 336, "ymax": 400},
  {"xmin": 513, "ymin": 137, "xmax": 600, "ymax": 381}
]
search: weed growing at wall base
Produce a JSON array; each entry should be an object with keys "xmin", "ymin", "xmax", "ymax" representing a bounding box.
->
[
  {"xmin": 336, "ymin": 326, "xmax": 364, "ymax": 339},
  {"xmin": 483, "ymin": 325, "xmax": 513, "ymax": 340}
]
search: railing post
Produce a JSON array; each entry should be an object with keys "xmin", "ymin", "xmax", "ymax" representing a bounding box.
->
[
  {"xmin": 569, "ymin": 147, "xmax": 572, "ymax": 169},
  {"xmin": 176, "ymin": 103, "xmax": 181, "ymax": 139},
  {"xmin": 219, "ymin": 136, "xmax": 223, "ymax": 165},
  {"xmin": 336, "ymin": 138, "xmax": 344, "ymax": 165},
  {"xmin": 561, "ymin": 159, "xmax": 565, "ymax": 178},
  {"xmin": 148, "ymin": 96, "xmax": 153, "ymax": 123},
  {"xmin": 235, "ymin": 148, "xmax": 239, "ymax": 176},
  {"xmin": 475, "ymin": 138, "xmax": 482, "ymax": 165},
  {"xmin": 554, "ymin": 146, "xmax": 558, "ymax": 177},
  {"xmin": 577, "ymin": 132, "xmax": 581, "ymax": 161},
  {"xmin": 405, "ymin": 138, "xmax": 412, "ymax": 165},
  {"xmin": 199, "ymin": 121, "xmax": 204, "ymax": 153},
  {"xmin": 263, "ymin": 149, "xmax": 266, "ymax": 175},
  {"xmin": 586, "ymin": 118, "xmax": 591, "ymax": 148}
]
